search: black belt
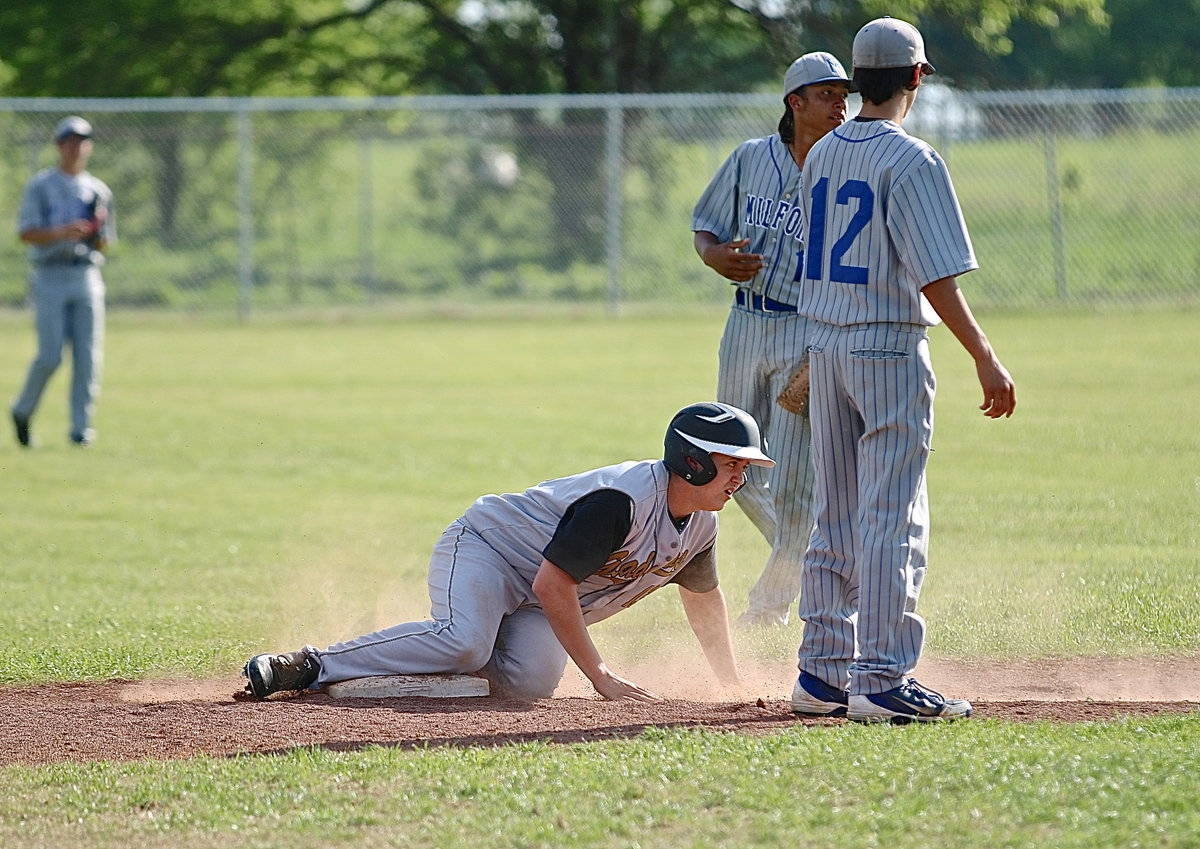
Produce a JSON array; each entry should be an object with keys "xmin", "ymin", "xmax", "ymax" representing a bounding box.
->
[
  {"xmin": 735, "ymin": 289, "xmax": 797, "ymax": 313},
  {"xmin": 38, "ymin": 258, "xmax": 94, "ymax": 267}
]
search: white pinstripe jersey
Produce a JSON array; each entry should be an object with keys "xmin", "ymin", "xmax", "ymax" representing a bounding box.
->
[
  {"xmin": 461, "ymin": 461, "xmax": 718, "ymax": 625},
  {"xmin": 691, "ymin": 134, "xmax": 806, "ymax": 305},
  {"xmin": 799, "ymin": 119, "xmax": 976, "ymax": 326}
]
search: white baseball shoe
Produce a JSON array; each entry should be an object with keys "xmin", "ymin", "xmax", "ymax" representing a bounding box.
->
[
  {"xmin": 848, "ymin": 678, "xmax": 972, "ymax": 724},
  {"xmin": 790, "ymin": 671, "xmax": 849, "ymax": 717}
]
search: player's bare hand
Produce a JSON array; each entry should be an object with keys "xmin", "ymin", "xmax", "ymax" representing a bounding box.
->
[
  {"xmin": 60, "ymin": 219, "xmax": 94, "ymax": 240},
  {"xmin": 976, "ymin": 358, "xmax": 1016, "ymax": 418},
  {"xmin": 703, "ymin": 238, "xmax": 766, "ymax": 283},
  {"xmin": 592, "ymin": 671, "xmax": 663, "ymax": 703}
]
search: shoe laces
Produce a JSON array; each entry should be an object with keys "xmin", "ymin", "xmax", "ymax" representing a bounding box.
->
[{"xmin": 901, "ymin": 677, "xmax": 945, "ymax": 704}]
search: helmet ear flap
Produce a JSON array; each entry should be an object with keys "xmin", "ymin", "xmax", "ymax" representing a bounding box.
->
[{"xmin": 664, "ymin": 428, "xmax": 718, "ymax": 486}]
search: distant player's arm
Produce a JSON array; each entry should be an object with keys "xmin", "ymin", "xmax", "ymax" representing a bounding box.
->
[
  {"xmin": 922, "ymin": 276, "xmax": 1016, "ymax": 418},
  {"xmin": 694, "ymin": 231, "xmax": 765, "ymax": 283},
  {"xmin": 18, "ymin": 183, "xmax": 91, "ymax": 244},
  {"xmin": 20, "ymin": 222, "xmax": 92, "ymax": 244}
]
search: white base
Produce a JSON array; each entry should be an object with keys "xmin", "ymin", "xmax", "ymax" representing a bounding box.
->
[{"xmin": 324, "ymin": 674, "xmax": 490, "ymax": 699}]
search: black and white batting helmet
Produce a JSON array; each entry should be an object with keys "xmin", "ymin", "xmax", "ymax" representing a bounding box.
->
[{"xmin": 664, "ymin": 402, "xmax": 775, "ymax": 486}]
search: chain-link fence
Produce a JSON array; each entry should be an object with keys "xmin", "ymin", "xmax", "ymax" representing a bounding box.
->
[{"xmin": 2, "ymin": 88, "xmax": 1198, "ymax": 316}]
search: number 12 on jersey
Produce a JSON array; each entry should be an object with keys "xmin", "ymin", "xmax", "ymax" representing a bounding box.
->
[{"xmin": 805, "ymin": 177, "xmax": 875, "ymax": 285}]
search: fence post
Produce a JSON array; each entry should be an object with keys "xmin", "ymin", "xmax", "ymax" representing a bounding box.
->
[
  {"xmin": 1043, "ymin": 132, "xmax": 1069, "ymax": 301},
  {"xmin": 604, "ymin": 101, "xmax": 623, "ymax": 316},
  {"xmin": 236, "ymin": 106, "xmax": 255, "ymax": 320},
  {"xmin": 358, "ymin": 133, "xmax": 375, "ymax": 302}
]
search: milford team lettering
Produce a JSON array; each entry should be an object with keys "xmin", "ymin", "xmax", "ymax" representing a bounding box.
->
[
  {"xmin": 745, "ymin": 194, "xmax": 804, "ymax": 242},
  {"xmin": 596, "ymin": 548, "xmax": 692, "ymax": 584}
]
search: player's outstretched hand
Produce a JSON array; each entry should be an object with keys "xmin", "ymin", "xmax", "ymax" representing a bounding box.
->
[
  {"xmin": 592, "ymin": 670, "xmax": 664, "ymax": 703},
  {"xmin": 976, "ymin": 357, "xmax": 1016, "ymax": 418},
  {"xmin": 703, "ymin": 238, "xmax": 766, "ymax": 283}
]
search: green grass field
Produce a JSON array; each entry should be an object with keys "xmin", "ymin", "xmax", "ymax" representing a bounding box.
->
[{"xmin": 1, "ymin": 307, "xmax": 1198, "ymax": 847}]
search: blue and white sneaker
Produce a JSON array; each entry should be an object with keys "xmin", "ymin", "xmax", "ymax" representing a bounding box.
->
[
  {"xmin": 848, "ymin": 678, "xmax": 972, "ymax": 724},
  {"xmin": 791, "ymin": 671, "xmax": 849, "ymax": 717}
]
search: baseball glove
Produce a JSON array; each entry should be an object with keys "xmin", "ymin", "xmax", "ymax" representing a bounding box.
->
[{"xmin": 775, "ymin": 354, "xmax": 811, "ymax": 416}]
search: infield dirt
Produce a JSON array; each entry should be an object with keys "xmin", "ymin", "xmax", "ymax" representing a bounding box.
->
[{"xmin": 3, "ymin": 656, "xmax": 1197, "ymax": 767}]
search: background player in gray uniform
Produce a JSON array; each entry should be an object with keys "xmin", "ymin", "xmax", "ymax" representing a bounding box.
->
[
  {"xmin": 790, "ymin": 18, "xmax": 1016, "ymax": 723},
  {"xmin": 11, "ymin": 116, "xmax": 114, "ymax": 448},
  {"xmin": 691, "ymin": 52, "xmax": 852, "ymax": 627},
  {"xmin": 243, "ymin": 402, "xmax": 775, "ymax": 702}
]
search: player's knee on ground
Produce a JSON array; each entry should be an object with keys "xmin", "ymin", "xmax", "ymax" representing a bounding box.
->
[
  {"xmin": 480, "ymin": 655, "xmax": 562, "ymax": 700},
  {"xmin": 441, "ymin": 641, "xmax": 495, "ymax": 677}
]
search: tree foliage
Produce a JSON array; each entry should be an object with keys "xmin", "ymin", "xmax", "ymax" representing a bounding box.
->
[
  {"xmin": 983, "ymin": 0, "xmax": 1200, "ymax": 89},
  {"xmin": 4, "ymin": 0, "xmax": 1168, "ymax": 99}
]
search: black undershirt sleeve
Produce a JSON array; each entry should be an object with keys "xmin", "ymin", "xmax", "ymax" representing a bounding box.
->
[
  {"xmin": 668, "ymin": 545, "xmax": 718, "ymax": 593},
  {"xmin": 542, "ymin": 489, "xmax": 634, "ymax": 583}
]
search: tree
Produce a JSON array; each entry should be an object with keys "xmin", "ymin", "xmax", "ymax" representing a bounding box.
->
[
  {"xmin": 1, "ymin": 1, "xmax": 1123, "ymax": 98},
  {"xmin": 985, "ymin": 0, "xmax": 1200, "ymax": 89}
]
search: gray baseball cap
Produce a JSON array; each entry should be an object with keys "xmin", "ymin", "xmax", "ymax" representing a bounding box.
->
[
  {"xmin": 53, "ymin": 115, "xmax": 93, "ymax": 142},
  {"xmin": 852, "ymin": 17, "xmax": 936, "ymax": 73},
  {"xmin": 783, "ymin": 51, "xmax": 853, "ymax": 97}
]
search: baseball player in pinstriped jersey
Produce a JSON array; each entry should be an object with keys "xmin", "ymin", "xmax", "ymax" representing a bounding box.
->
[
  {"xmin": 790, "ymin": 18, "xmax": 1016, "ymax": 723},
  {"xmin": 692, "ymin": 52, "xmax": 852, "ymax": 627},
  {"xmin": 243, "ymin": 403, "xmax": 774, "ymax": 703}
]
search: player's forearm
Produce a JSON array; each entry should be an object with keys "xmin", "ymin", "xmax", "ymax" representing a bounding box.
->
[
  {"xmin": 678, "ymin": 586, "xmax": 739, "ymax": 685},
  {"xmin": 532, "ymin": 562, "xmax": 608, "ymax": 683},
  {"xmin": 922, "ymin": 276, "xmax": 994, "ymax": 363},
  {"xmin": 545, "ymin": 604, "xmax": 607, "ymax": 684},
  {"xmin": 20, "ymin": 225, "xmax": 72, "ymax": 244},
  {"xmin": 694, "ymin": 231, "xmax": 723, "ymax": 272},
  {"xmin": 20, "ymin": 220, "xmax": 93, "ymax": 245},
  {"xmin": 693, "ymin": 230, "xmax": 717, "ymax": 255},
  {"xmin": 923, "ymin": 275, "xmax": 1017, "ymax": 417}
]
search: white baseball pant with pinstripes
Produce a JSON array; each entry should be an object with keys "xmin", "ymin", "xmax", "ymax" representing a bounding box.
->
[
  {"xmin": 798, "ymin": 320, "xmax": 933, "ymax": 695},
  {"xmin": 716, "ymin": 303, "xmax": 815, "ymax": 622}
]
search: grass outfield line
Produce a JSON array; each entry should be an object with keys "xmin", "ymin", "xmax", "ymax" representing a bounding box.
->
[{"xmin": 0, "ymin": 308, "xmax": 1197, "ymax": 847}]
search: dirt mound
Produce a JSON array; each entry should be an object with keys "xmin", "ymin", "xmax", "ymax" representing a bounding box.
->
[{"xmin": 3, "ymin": 657, "xmax": 1196, "ymax": 767}]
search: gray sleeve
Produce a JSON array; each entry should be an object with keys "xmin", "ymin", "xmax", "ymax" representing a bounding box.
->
[
  {"xmin": 691, "ymin": 147, "xmax": 741, "ymax": 240},
  {"xmin": 17, "ymin": 174, "xmax": 45, "ymax": 236},
  {"xmin": 668, "ymin": 544, "xmax": 718, "ymax": 593}
]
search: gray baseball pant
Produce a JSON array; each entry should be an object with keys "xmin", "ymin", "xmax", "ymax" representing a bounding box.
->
[
  {"xmin": 716, "ymin": 305, "xmax": 816, "ymax": 622},
  {"xmin": 12, "ymin": 264, "xmax": 105, "ymax": 439},
  {"xmin": 312, "ymin": 522, "xmax": 568, "ymax": 699},
  {"xmin": 798, "ymin": 321, "xmax": 933, "ymax": 695}
]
